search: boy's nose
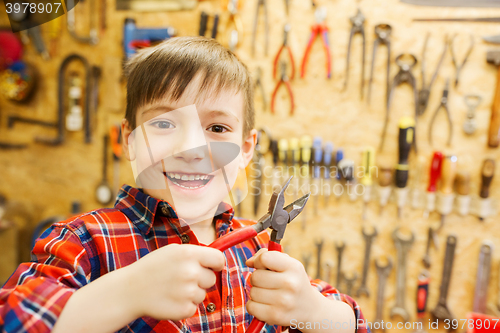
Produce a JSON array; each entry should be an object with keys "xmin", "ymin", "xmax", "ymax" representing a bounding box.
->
[
  {"xmin": 173, "ymin": 145, "xmax": 207, "ymax": 163},
  {"xmin": 172, "ymin": 125, "xmax": 208, "ymax": 163}
]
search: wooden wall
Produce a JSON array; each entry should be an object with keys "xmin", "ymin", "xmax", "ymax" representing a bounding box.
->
[{"xmin": 1, "ymin": 0, "xmax": 500, "ymax": 331}]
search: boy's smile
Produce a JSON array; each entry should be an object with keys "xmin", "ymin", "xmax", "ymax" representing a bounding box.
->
[{"xmin": 164, "ymin": 172, "xmax": 214, "ymax": 190}]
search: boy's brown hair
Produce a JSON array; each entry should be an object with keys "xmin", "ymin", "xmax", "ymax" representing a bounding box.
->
[{"xmin": 124, "ymin": 36, "xmax": 255, "ymax": 137}]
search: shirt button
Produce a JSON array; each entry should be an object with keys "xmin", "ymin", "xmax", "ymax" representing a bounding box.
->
[
  {"xmin": 161, "ymin": 206, "xmax": 170, "ymax": 216},
  {"xmin": 181, "ymin": 234, "xmax": 190, "ymax": 244},
  {"xmin": 206, "ymin": 302, "xmax": 216, "ymax": 313}
]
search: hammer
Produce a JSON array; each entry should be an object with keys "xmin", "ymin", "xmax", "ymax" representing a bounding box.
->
[{"xmin": 487, "ymin": 50, "xmax": 500, "ymax": 147}]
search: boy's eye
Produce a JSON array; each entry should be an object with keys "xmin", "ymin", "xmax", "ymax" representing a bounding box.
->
[
  {"xmin": 208, "ymin": 125, "xmax": 228, "ymax": 133},
  {"xmin": 151, "ymin": 120, "xmax": 174, "ymax": 129}
]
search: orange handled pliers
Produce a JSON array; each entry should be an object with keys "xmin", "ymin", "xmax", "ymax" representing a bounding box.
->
[
  {"xmin": 209, "ymin": 176, "xmax": 310, "ymax": 333},
  {"xmin": 300, "ymin": 7, "xmax": 332, "ymax": 79},
  {"xmin": 273, "ymin": 24, "xmax": 295, "ymax": 80},
  {"xmin": 271, "ymin": 61, "xmax": 295, "ymax": 115}
]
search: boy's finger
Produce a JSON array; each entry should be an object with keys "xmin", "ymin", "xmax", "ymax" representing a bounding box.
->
[
  {"xmin": 245, "ymin": 248, "xmax": 268, "ymax": 268},
  {"xmin": 246, "ymin": 301, "xmax": 278, "ymax": 325},
  {"xmin": 251, "ymin": 251, "xmax": 290, "ymax": 272},
  {"xmin": 250, "ymin": 269, "xmax": 284, "ymax": 289},
  {"xmin": 249, "ymin": 286, "xmax": 284, "ymax": 306},
  {"xmin": 196, "ymin": 247, "xmax": 225, "ymax": 271},
  {"xmin": 197, "ymin": 267, "xmax": 217, "ymax": 289}
]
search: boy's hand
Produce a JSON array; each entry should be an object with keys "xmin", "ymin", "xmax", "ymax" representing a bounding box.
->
[
  {"xmin": 124, "ymin": 244, "xmax": 225, "ymax": 321},
  {"xmin": 245, "ymin": 248, "xmax": 325, "ymax": 327}
]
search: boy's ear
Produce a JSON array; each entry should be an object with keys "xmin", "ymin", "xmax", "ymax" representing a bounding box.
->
[
  {"xmin": 240, "ymin": 128, "xmax": 258, "ymax": 169},
  {"xmin": 121, "ymin": 119, "xmax": 136, "ymax": 161}
]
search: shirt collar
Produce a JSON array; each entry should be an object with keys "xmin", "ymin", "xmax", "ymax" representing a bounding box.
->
[{"xmin": 114, "ymin": 185, "xmax": 234, "ymax": 237}]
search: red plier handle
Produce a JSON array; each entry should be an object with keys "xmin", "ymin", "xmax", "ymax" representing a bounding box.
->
[
  {"xmin": 300, "ymin": 24, "xmax": 331, "ymax": 79},
  {"xmin": 271, "ymin": 79, "xmax": 295, "ymax": 115},
  {"xmin": 273, "ymin": 46, "xmax": 296, "ymax": 80}
]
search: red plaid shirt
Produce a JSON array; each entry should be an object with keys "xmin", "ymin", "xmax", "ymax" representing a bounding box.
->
[{"xmin": 0, "ymin": 185, "xmax": 370, "ymax": 333}]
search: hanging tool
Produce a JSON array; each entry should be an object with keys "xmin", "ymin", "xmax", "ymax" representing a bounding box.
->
[
  {"xmin": 473, "ymin": 242, "xmax": 494, "ymax": 314},
  {"xmin": 462, "ymin": 95, "xmax": 482, "ymax": 135},
  {"xmin": 335, "ymin": 241, "xmax": 345, "ymax": 289},
  {"xmin": 344, "ymin": 9, "xmax": 366, "ymax": 98},
  {"xmin": 483, "ymin": 34, "xmax": 500, "ymax": 44},
  {"xmin": 342, "ymin": 272, "xmax": 358, "ymax": 296},
  {"xmin": 278, "ymin": 138, "xmax": 289, "ymax": 183},
  {"xmin": 378, "ymin": 167, "xmax": 393, "ymax": 215},
  {"xmin": 270, "ymin": 139, "xmax": 280, "ymax": 188},
  {"xmin": 361, "ymin": 147, "xmax": 375, "ymax": 220},
  {"xmin": 478, "ymin": 158, "xmax": 495, "ymax": 221},
  {"xmin": 300, "ymin": 135, "xmax": 312, "ymax": 229},
  {"xmin": 290, "ymin": 138, "xmax": 300, "ymax": 195},
  {"xmin": 455, "ymin": 171, "xmax": 471, "ymax": 216},
  {"xmin": 254, "ymin": 67, "xmax": 267, "ymax": 112},
  {"xmin": 315, "ymin": 239, "xmax": 323, "ymax": 280},
  {"xmin": 413, "ymin": 271, "xmax": 430, "ymax": 333},
  {"xmin": 251, "ymin": 0, "xmax": 268, "ymax": 57},
  {"xmin": 357, "ymin": 226, "xmax": 377, "ymax": 297},
  {"xmin": 449, "ymin": 34, "xmax": 474, "ymax": 87},
  {"xmin": 431, "ymin": 235, "xmax": 457, "ymax": 322},
  {"xmin": 391, "ymin": 227, "xmax": 415, "ymax": 322},
  {"xmin": 487, "ymin": 50, "xmax": 500, "ymax": 147},
  {"xmin": 339, "ymin": 159, "xmax": 357, "ymax": 201},
  {"xmin": 312, "ymin": 137, "xmax": 323, "ymax": 215},
  {"xmin": 423, "ymin": 152, "xmax": 443, "ymax": 219},
  {"xmin": 417, "ymin": 34, "xmax": 448, "ymax": 116},
  {"xmin": 411, "ymin": 155, "xmax": 425, "ymax": 210},
  {"xmin": 273, "ymin": 24, "xmax": 295, "ymax": 80},
  {"xmin": 373, "ymin": 257, "xmax": 393, "ymax": 331},
  {"xmin": 368, "ymin": 24, "xmax": 392, "ymax": 105},
  {"xmin": 225, "ymin": 0, "xmax": 244, "ymax": 52},
  {"xmin": 271, "ymin": 61, "xmax": 294, "ymax": 115},
  {"xmin": 199, "ymin": 12, "xmax": 219, "ymax": 39},
  {"xmin": 209, "ymin": 176, "xmax": 310, "ymax": 333},
  {"xmin": 66, "ymin": 72, "xmax": 83, "ymax": 132},
  {"xmin": 66, "ymin": 0, "xmax": 99, "ymax": 45},
  {"xmin": 252, "ymin": 128, "xmax": 271, "ymax": 216},
  {"xmin": 95, "ymin": 135, "xmax": 113, "ymax": 205},
  {"xmin": 380, "ymin": 54, "xmax": 418, "ymax": 152},
  {"xmin": 123, "ymin": 18, "xmax": 175, "ymax": 60},
  {"xmin": 110, "ymin": 124, "xmax": 122, "ymax": 198},
  {"xmin": 428, "ymin": 79, "xmax": 453, "ymax": 147},
  {"xmin": 422, "ymin": 227, "xmax": 438, "ymax": 268},
  {"xmin": 334, "ymin": 149, "xmax": 344, "ymax": 200},
  {"xmin": 300, "ymin": 7, "xmax": 331, "ymax": 79},
  {"xmin": 395, "ymin": 117, "xmax": 415, "ymax": 219},
  {"xmin": 323, "ymin": 142, "xmax": 333, "ymax": 206},
  {"xmin": 436, "ymin": 155, "xmax": 457, "ymax": 229}
]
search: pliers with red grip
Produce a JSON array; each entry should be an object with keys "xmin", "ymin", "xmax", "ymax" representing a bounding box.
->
[
  {"xmin": 300, "ymin": 7, "xmax": 331, "ymax": 79},
  {"xmin": 271, "ymin": 61, "xmax": 295, "ymax": 115},
  {"xmin": 209, "ymin": 176, "xmax": 310, "ymax": 333}
]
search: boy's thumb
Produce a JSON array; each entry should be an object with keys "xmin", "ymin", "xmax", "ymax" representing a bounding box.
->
[{"xmin": 245, "ymin": 248, "xmax": 268, "ymax": 268}]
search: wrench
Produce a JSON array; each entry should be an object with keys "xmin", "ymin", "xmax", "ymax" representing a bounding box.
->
[
  {"xmin": 373, "ymin": 257, "xmax": 393, "ymax": 332},
  {"xmin": 357, "ymin": 226, "xmax": 378, "ymax": 297},
  {"xmin": 335, "ymin": 240, "xmax": 346, "ymax": 289},
  {"xmin": 324, "ymin": 260, "xmax": 333, "ymax": 284},
  {"xmin": 302, "ymin": 253, "xmax": 311, "ymax": 275},
  {"xmin": 391, "ymin": 227, "xmax": 415, "ymax": 322},
  {"xmin": 473, "ymin": 241, "xmax": 494, "ymax": 313},
  {"xmin": 422, "ymin": 227, "xmax": 438, "ymax": 268},
  {"xmin": 431, "ymin": 234, "xmax": 457, "ymax": 322},
  {"xmin": 343, "ymin": 271, "xmax": 358, "ymax": 296},
  {"xmin": 315, "ymin": 239, "xmax": 324, "ymax": 279},
  {"xmin": 413, "ymin": 270, "xmax": 430, "ymax": 333}
]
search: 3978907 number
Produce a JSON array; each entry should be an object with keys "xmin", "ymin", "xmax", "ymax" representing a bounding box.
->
[
  {"xmin": 444, "ymin": 318, "xmax": 499, "ymax": 330},
  {"xmin": 6, "ymin": 2, "xmax": 62, "ymax": 14}
]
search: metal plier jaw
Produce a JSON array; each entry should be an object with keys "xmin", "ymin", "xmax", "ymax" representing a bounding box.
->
[{"xmin": 350, "ymin": 9, "xmax": 365, "ymax": 32}]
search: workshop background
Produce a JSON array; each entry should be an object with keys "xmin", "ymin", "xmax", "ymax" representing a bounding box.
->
[{"xmin": 1, "ymin": 0, "xmax": 500, "ymax": 331}]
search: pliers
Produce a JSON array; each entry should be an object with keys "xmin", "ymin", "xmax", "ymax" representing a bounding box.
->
[
  {"xmin": 344, "ymin": 9, "xmax": 366, "ymax": 98},
  {"xmin": 209, "ymin": 177, "xmax": 310, "ymax": 333},
  {"xmin": 428, "ymin": 79, "xmax": 453, "ymax": 147},
  {"xmin": 272, "ymin": 61, "xmax": 295, "ymax": 115},
  {"xmin": 300, "ymin": 7, "xmax": 331, "ymax": 79},
  {"xmin": 274, "ymin": 24, "xmax": 295, "ymax": 80}
]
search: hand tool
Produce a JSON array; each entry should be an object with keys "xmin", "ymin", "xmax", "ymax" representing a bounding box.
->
[
  {"xmin": 271, "ymin": 61, "xmax": 294, "ymax": 115},
  {"xmin": 67, "ymin": 0, "xmax": 99, "ymax": 45},
  {"xmin": 484, "ymin": 34, "xmax": 500, "ymax": 44},
  {"xmin": 455, "ymin": 171, "xmax": 471, "ymax": 216},
  {"xmin": 95, "ymin": 135, "xmax": 113, "ymax": 205},
  {"xmin": 373, "ymin": 257, "xmax": 393, "ymax": 332},
  {"xmin": 423, "ymin": 152, "xmax": 443, "ymax": 218},
  {"xmin": 478, "ymin": 158, "xmax": 495, "ymax": 221},
  {"xmin": 450, "ymin": 34, "xmax": 474, "ymax": 87},
  {"xmin": 300, "ymin": 135, "xmax": 312, "ymax": 229},
  {"xmin": 368, "ymin": 24, "xmax": 392, "ymax": 105},
  {"xmin": 300, "ymin": 7, "xmax": 331, "ymax": 79},
  {"xmin": 361, "ymin": 147, "xmax": 375, "ymax": 220},
  {"xmin": 411, "ymin": 155, "xmax": 425, "ymax": 210},
  {"xmin": 414, "ymin": 17, "xmax": 500, "ymax": 23},
  {"xmin": 123, "ymin": 18, "xmax": 175, "ymax": 60},
  {"xmin": 251, "ymin": 0, "xmax": 268, "ymax": 57},
  {"xmin": 335, "ymin": 149, "xmax": 344, "ymax": 180},
  {"xmin": 413, "ymin": 270, "xmax": 430, "ymax": 333},
  {"xmin": 47, "ymin": 16, "xmax": 62, "ymax": 57},
  {"xmin": 90, "ymin": 66, "xmax": 101, "ymax": 133},
  {"xmin": 417, "ymin": 34, "xmax": 448, "ymax": 116},
  {"xmin": 380, "ymin": 55, "xmax": 418, "ymax": 152},
  {"xmin": 342, "ymin": 272, "xmax": 358, "ymax": 296},
  {"xmin": 357, "ymin": 226, "xmax": 377, "ymax": 297},
  {"xmin": 278, "ymin": 139, "xmax": 289, "ymax": 183},
  {"xmin": 225, "ymin": 0, "xmax": 244, "ymax": 52},
  {"xmin": 66, "ymin": 72, "xmax": 83, "ymax": 132},
  {"xmin": 270, "ymin": 140, "xmax": 280, "ymax": 188},
  {"xmin": 289, "ymin": 138, "xmax": 300, "ymax": 194},
  {"xmin": 312, "ymin": 137, "xmax": 323, "ymax": 215},
  {"xmin": 391, "ymin": 227, "xmax": 415, "ymax": 322},
  {"xmin": 403, "ymin": 0, "xmax": 500, "ymax": 7},
  {"xmin": 322, "ymin": 142, "xmax": 333, "ymax": 206},
  {"xmin": 110, "ymin": 124, "xmax": 122, "ymax": 199},
  {"xmin": 324, "ymin": 260, "xmax": 333, "ymax": 284},
  {"xmin": 302, "ymin": 253, "xmax": 311, "ymax": 275},
  {"xmin": 199, "ymin": 12, "xmax": 219, "ymax": 39},
  {"xmin": 274, "ymin": 24, "xmax": 295, "ymax": 80},
  {"xmin": 437, "ymin": 155, "xmax": 457, "ymax": 229},
  {"xmin": 252, "ymin": 128, "xmax": 271, "ymax": 216},
  {"xmin": 283, "ymin": 0, "xmax": 289, "ymax": 15},
  {"xmin": 487, "ymin": 50, "xmax": 500, "ymax": 147},
  {"xmin": 315, "ymin": 238, "xmax": 323, "ymax": 279},
  {"xmin": 338, "ymin": 159, "xmax": 357, "ymax": 201},
  {"xmin": 473, "ymin": 242, "xmax": 494, "ymax": 314},
  {"xmin": 254, "ymin": 67, "xmax": 268, "ymax": 112},
  {"xmin": 463, "ymin": 95, "xmax": 482, "ymax": 135},
  {"xmin": 422, "ymin": 227, "xmax": 438, "ymax": 268},
  {"xmin": 378, "ymin": 167, "xmax": 393, "ymax": 215},
  {"xmin": 395, "ymin": 117, "xmax": 415, "ymax": 219},
  {"xmin": 431, "ymin": 234, "xmax": 457, "ymax": 322},
  {"xmin": 335, "ymin": 241, "xmax": 345, "ymax": 289},
  {"xmin": 344, "ymin": 9, "xmax": 366, "ymax": 98},
  {"xmin": 209, "ymin": 177, "xmax": 310, "ymax": 333},
  {"xmin": 428, "ymin": 79, "xmax": 453, "ymax": 147}
]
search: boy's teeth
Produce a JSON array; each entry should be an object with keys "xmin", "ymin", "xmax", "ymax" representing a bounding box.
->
[
  {"xmin": 181, "ymin": 175, "xmax": 188, "ymax": 181},
  {"xmin": 195, "ymin": 175, "xmax": 200, "ymax": 180},
  {"xmin": 188, "ymin": 175, "xmax": 195, "ymax": 181},
  {"xmin": 175, "ymin": 173, "xmax": 181, "ymax": 179},
  {"xmin": 166, "ymin": 173, "xmax": 211, "ymax": 182}
]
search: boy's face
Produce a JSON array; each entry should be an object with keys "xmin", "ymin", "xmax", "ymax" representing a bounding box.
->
[{"xmin": 122, "ymin": 74, "xmax": 257, "ymax": 225}]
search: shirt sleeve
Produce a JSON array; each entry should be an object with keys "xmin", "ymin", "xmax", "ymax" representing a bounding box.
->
[{"xmin": 0, "ymin": 223, "xmax": 91, "ymax": 333}]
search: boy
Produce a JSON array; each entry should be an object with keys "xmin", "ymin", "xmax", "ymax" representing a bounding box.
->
[{"xmin": 0, "ymin": 37, "xmax": 369, "ymax": 333}]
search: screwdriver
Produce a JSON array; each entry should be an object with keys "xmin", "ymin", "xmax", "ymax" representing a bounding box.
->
[
  {"xmin": 411, "ymin": 155, "xmax": 425, "ymax": 210},
  {"xmin": 423, "ymin": 152, "xmax": 443, "ymax": 219},
  {"xmin": 334, "ymin": 149, "xmax": 344, "ymax": 200},
  {"xmin": 289, "ymin": 138, "xmax": 300, "ymax": 195},
  {"xmin": 312, "ymin": 137, "xmax": 323, "ymax": 215},
  {"xmin": 361, "ymin": 147, "xmax": 375, "ymax": 220},
  {"xmin": 478, "ymin": 158, "xmax": 495, "ymax": 221},
  {"xmin": 278, "ymin": 139, "xmax": 288, "ymax": 183},
  {"xmin": 300, "ymin": 135, "xmax": 312, "ymax": 229},
  {"xmin": 395, "ymin": 117, "xmax": 415, "ymax": 219},
  {"xmin": 455, "ymin": 171, "xmax": 471, "ymax": 217},
  {"xmin": 338, "ymin": 159, "xmax": 356, "ymax": 201},
  {"xmin": 437, "ymin": 155, "xmax": 458, "ymax": 229},
  {"xmin": 323, "ymin": 142, "xmax": 334, "ymax": 206},
  {"xmin": 378, "ymin": 167, "xmax": 393, "ymax": 215}
]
